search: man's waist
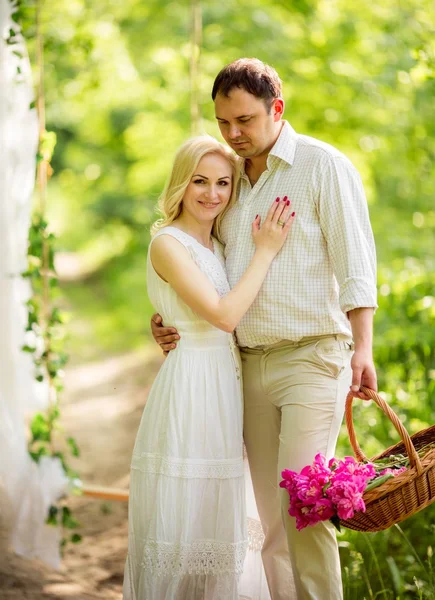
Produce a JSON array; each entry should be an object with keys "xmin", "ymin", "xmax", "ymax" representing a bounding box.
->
[
  {"xmin": 235, "ymin": 316, "xmax": 352, "ymax": 348},
  {"xmin": 239, "ymin": 333, "xmax": 354, "ymax": 355}
]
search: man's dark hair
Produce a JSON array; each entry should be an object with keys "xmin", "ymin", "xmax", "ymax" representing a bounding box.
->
[{"xmin": 211, "ymin": 58, "xmax": 282, "ymax": 111}]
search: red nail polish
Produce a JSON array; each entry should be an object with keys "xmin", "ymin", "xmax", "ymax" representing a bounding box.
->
[
  {"xmin": 283, "ymin": 196, "xmax": 288, "ymax": 202},
  {"xmin": 276, "ymin": 197, "xmax": 280, "ymax": 202},
  {"xmin": 286, "ymin": 200, "xmax": 290, "ymax": 206},
  {"xmin": 255, "ymin": 214, "xmax": 258, "ymax": 219},
  {"xmin": 291, "ymin": 211, "xmax": 295, "ymax": 217}
]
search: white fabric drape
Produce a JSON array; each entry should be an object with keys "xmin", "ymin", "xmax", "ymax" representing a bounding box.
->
[
  {"xmin": 239, "ymin": 460, "xmax": 271, "ymax": 600},
  {"xmin": 0, "ymin": 0, "xmax": 68, "ymax": 569}
]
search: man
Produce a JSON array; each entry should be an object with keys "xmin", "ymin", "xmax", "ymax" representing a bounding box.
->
[{"xmin": 151, "ymin": 58, "xmax": 378, "ymax": 599}]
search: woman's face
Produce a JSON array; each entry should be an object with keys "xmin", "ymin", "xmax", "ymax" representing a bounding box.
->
[{"xmin": 181, "ymin": 153, "xmax": 233, "ymax": 224}]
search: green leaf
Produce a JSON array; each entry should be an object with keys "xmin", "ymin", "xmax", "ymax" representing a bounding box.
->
[
  {"xmin": 62, "ymin": 506, "xmax": 79, "ymax": 529},
  {"xmin": 365, "ymin": 473, "xmax": 394, "ymax": 492},
  {"xmin": 39, "ymin": 130, "xmax": 57, "ymax": 162},
  {"xmin": 70, "ymin": 533, "xmax": 82, "ymax": 544},
  {"xmin": 53, "ymin": 452, "xmax": 79, "ymax": 480},
  {"xmin": 10, "ymin": 11, "xmax": 21, "ymax": 24},
  {"xmin": 30, "ymin": 413, "xmax": 51, "ymax": 442},
  {"xmin": 67, "ymin": 437, "xmax": 80, "ymax": 457},
  {"xmin": 46, "ymin": 505, "xmax": 58, "ymax": 526},
  {"xmin": 330, "ymin": 515, "xmax": 341, "ymax": 532},
  {"xmin": 386, "ymin": 556, "xmax": 405, "ymax": 595},
  {"xmin": 21, "ymin": 345, "xmax": 36, "ymax": 353},
  {"xmin": 49, "ymin": 404, "xmax": 60, "ymax": 422},
  {"xmin": 29, "ymin": 446, "xmax": 48, "ymax": 463}
]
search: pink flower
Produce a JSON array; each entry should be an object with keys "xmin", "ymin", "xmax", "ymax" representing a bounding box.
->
[
  {"xmin": 336, "ymin": 498, "xmax": 357, "ymax": 520},
  {"xmin": 312, "ymin": 498, "xmax": 335, "ymax": 520},
  {"xmin": 280, "ymin": 454, "xmax": 376, "ymax": 530},
  {"xmin": 288, "ymin": 499, "xmax": 332, "ymax": 531},
  {"xmin": 299, "ymin": 453, "xmax": 332, "ymax": 485},
  {"xmin": 295, "ymin": 477, "xmax": 324, "ymax": 503},
  {"xmin": 281, "ymin": 469, "xmax": 297, "ymax": 481},
  {"xmin": 326, "ymin": 474, "xmax": 368, "ymax": 520},
  {"xmin": 293, "ymin": 506, "xmax": 312, "ymax": 531},
  {"xmin": 333, "ymin": 456, "xmax": 376, "ymax": 481},
  {"xmin": 379, "ymin": 467, "xmax": 407, "ymax": 477}
]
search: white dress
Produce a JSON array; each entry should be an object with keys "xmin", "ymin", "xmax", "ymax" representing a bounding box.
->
[{"xmin": 123, "ymin": 226, "xmax": 249, "ymax": 600}]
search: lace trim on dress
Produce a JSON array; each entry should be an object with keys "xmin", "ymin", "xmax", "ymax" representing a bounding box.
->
[
  {"xmin": 141, "ymin": 539, "xmax": 248, "ymax": 576},
  {"xmin": 131, "ymin": 452, "xmax": 244, "ymax": 479},
  {"xmin": 191, "ymin": 248, "xmax": 230, "ymax": 298},
  {"xmin": 247, "ymin": 517, "xmax": 265, "ymax": 552},
  {"xmin": 155, "ymin": 227, "xmax": 231, "ymax": 298}
]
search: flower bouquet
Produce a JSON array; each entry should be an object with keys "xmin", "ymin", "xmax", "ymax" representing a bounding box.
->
[
  {"xmin": 281, "ymin": 388, "xmax": 435, "ymax": 533},
  {"xmin": 280, "ymin": 453, "xmax": 406, "ymax": 532}
]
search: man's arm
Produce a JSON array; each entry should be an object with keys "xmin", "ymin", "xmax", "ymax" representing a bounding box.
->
[
  {"xmin": 150, "ymin": 314, "xmax": 180, "ymax": 355},
  {"xmin": 318, "ymin": 154, "xmax": 378, "ymax": 398},
  {"xmin": 348, "ymin": 307, "xmax": 377, "ymax": 399}
]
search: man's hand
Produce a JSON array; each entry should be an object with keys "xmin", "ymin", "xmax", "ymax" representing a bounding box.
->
[
  {"xmin": 350, "ymin": 350, "xmax": 377, "ymax": 400},
  {"xmin": 348, "ymin": 307, "xmax": 377, "ymax": 400},
  {"xmin": 150, "ymin": 313, "xmax": 180, "ymax": 355}
]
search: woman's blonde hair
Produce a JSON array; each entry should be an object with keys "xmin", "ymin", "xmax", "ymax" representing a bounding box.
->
[{"xmin": 151, "ymin": 135, "xmax": 239, "ymax": 241}]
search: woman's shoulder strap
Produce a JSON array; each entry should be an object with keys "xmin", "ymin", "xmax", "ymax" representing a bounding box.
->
[
  {"xmin": 150, "ymin": 227, "xmax": 199, "ymax": 265},
  {"xmin": 151, "ymin": 226, "xmax": 196, "ymax": 250}
]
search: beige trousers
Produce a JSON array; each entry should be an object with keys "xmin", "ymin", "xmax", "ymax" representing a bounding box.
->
[{"xmin": 240, "ymin": 335, "xmax": 353, "ymax": 600}]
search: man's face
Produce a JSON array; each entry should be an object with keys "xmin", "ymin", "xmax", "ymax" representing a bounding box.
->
[{"xmin": 214, "ymin": 88, "xmax": 282, "ymax": 159}]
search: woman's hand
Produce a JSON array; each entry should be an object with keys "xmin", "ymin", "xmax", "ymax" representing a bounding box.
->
[{"xmin": 252, "ymin": 197, "xmax": 295, "ymax": 258}]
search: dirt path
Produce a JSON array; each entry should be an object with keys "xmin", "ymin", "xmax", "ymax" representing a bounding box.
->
[{"xmin": 0, "ymin": 345, "xmax": 164, "ymax": 600}]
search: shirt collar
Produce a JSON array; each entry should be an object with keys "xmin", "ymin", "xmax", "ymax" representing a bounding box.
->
[
  {"xmin": 240, "ymin": 120, "xmax": 297, "ymax": 177},
  {"xmin": 268, "ymin": 120, "xmax": 297, "ymax": 167}
]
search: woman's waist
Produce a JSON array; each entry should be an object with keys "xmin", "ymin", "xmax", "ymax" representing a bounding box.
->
[
  {"xmin": 179, "ymin": 332, "xmax": 234, "ymax": 349},
  {"xmin": 170, "ymin": 321, "xmax": 234, "ymax": 349}
]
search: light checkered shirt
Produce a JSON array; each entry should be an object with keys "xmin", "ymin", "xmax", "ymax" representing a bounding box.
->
[{"xmin": 220, "ymin": 121, "xmax": 378, "ymax": 348}]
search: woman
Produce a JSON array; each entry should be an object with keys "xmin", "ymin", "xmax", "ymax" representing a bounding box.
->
[{"xmin": 123, "ymin": 135, "xmax": 294, "ymax": 600}]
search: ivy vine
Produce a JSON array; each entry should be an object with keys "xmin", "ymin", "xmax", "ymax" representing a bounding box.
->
[
  {"xmin": 10, "ymin": 0, "xmax": 83, "ymax": 548},
  {"xmin": 22, "ymin": 203, "xmax": 83, "ymax": 548}
]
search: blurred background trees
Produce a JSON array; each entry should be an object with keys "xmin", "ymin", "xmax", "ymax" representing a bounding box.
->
[{"xmin": 19, "ymin": 0, "xmax": 434, "ymax": 597}]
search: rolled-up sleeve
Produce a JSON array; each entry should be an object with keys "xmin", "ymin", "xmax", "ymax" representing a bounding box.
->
[{"xmin": 318, "ymin": 154, "xmax": 378, "ymax": 314}]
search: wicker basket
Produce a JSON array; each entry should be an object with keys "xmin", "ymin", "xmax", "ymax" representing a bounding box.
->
[{"xmin": 340, "ymin": 386, "xmax": 435, "ymax": 532}]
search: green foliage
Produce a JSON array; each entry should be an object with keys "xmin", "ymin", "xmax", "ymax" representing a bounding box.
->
[
  {"xmin": 61, "ymin": 506, "xmax": 80, "ymax": 530},
  {"xmin": 22, "ymin": 214, "xmax": 69, "ymax": 392},
  {"xmin": 23, "ymin": 210, "xmax": 82, "ymax": 545},
  {"xmin": 37, "ymin": 130, "xmax": 57, "ymax": 163},
  {"xmin": 46, "ymin": 505, "xmax": 82, "ymax": 550},
  {"xmin": 46, "ymin": 504, "xmax": 58, "ymax": 526},
  {"xmin": 15, "ymin": 11, "xmax": 83, "ymax": 541},
  {"xmin": 67, "ymin": 436, "xmax": 80, "ymax": 458},
  {"xmin": 340, "ymin": 517, "xmax": 435, "ymax": 599},
  {"xmin": 24, "ymin": 218, "xmax": 83, "ymax": 547}
]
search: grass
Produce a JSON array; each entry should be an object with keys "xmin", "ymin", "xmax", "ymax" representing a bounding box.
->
[{"xmin": 339, "ymin": 512, "xmax": 435, "ymax": 600}]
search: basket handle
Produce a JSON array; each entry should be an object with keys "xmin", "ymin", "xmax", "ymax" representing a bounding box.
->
[{"xmin": 345, "ymin": 386, "xmax": 423, "ymax": 475}]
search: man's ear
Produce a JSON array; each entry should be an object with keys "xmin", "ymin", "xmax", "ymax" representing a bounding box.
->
[{"xmin": 272, "ymin": 98, "xmax": 285, "ymax": 121}]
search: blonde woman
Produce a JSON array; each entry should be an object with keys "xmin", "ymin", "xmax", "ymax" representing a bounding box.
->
[{"xmin": 123, "ymin": 136, "xmax": 294, "ymax": 600}]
